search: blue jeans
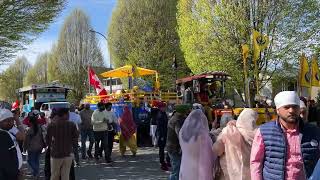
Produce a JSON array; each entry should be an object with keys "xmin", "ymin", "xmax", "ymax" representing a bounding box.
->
[
  {"xmin": 168, "ymin": 152, "xmax": 181, "ymax": 180},
  {"xmin": 80, "ymin": 129, "xmax": 94, "ymax": 157},
  {"xmin": 27, "ymin": 151, "xmax": 41, "ymax": 176}
]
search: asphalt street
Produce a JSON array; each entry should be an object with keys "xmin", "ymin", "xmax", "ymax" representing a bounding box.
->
[{"xmin": 22, "ymin": 145, "xmax": 169, "ymax": 180}]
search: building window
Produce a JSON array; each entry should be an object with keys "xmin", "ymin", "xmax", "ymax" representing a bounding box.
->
[{"xmin": 104, "ymin": 78, "xmax": 122, "ymax": 86}]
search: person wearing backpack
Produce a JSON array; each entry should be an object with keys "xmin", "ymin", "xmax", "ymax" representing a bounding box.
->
[{"xmin": 23, "ymin": 112, "xmax": 45, "ymax": 180}]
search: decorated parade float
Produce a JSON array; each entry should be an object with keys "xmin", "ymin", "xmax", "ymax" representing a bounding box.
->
[
  {"xmin": 176, "ymin": 71, "xmax": 276, "ymax": 125},
  {"xmin": 83, "ymin": 65, "xmax": 177, "ymax": 118},
  {"xmin": 84, "ymin": 65, "xmax": 276, "ymax": 126}
]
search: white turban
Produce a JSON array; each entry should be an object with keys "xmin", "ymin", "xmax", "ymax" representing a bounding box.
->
[
  {"xmin": 274, "ymin": 91, "xmax": 300, "ymax": 109},
  {"xmin": 0, "ymin": 108, "xmax": 13, "ymax": 122},
  {"xmin": 300, "ymin": 100, "xmax": 307, "ymax": 109}
]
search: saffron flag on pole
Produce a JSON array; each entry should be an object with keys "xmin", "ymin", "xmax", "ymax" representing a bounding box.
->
[
  {"xmin": 311, "ymin": 55, "xmax": 320, "ymax": 87},
  {"xmin": 299, "ymin": 54, "xmax": 311, "ymax": 88},
  {"xmin": 88, "ymin": 67, "xmax": 108, "ymax": 96},
  {"xmin": 241, "ymin": 44, "xmax": 249, "ymax": 60},
  {"xmin": 252, "ymin": 30, "xmax": 269, "ymax": 62}
]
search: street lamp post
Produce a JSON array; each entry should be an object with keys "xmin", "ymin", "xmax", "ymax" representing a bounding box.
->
[{"xmin": 89, "ymin": 29, "xmax": 112, "ymax": 94}]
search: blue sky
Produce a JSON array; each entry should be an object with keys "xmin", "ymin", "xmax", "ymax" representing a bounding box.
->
[{"xmin": 16, "ymin": 0, "xmax": 117, "ymax": 67}]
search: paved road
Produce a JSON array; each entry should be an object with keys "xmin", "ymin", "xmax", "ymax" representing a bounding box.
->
[{"xmin": 23, "ymin": 145, "xmax": 169, "ymax": 180}]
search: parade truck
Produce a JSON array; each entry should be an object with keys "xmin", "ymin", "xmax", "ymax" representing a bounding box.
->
[
  {"xmin": 175, "ymin": 71, "xmax": 276, "ymax": 125},
  {"xmin": 83, "ymin": 65, "xmax": 179, "ymax": 144},
  {"xmin": 83, "ymin": 65, "xmax": 178, "ymax": 115},
  {"xmin": 83, "ymin": 65, "xmax": 177, "ymax": 103},
  {"xmin": 18, "ymin": 82, "xmax": 72, "ymax": 112}
]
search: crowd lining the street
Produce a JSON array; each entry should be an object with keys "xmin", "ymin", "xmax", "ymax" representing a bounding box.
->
[{"xmin": 0, "ymin": 91, "xmax": 320, "ymax": 180}]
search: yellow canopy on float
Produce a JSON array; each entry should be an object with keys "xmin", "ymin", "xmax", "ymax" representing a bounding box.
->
[{"xmin": 100, "ymin": 65, "xmax": 158, "ymax": 78}]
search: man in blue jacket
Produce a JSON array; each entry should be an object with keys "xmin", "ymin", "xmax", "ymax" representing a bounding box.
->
[{"xmin": 251, "ymin": 91, "xmax": 320, "ymax": 180}]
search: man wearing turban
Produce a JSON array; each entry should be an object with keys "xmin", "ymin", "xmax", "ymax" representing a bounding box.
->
[{"xmin": 250, "ymin": 91, "xmax": 320, "ymax": 180}]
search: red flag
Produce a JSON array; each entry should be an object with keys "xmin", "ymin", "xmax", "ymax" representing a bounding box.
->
[
  {"xmin": 119, "ymin": 106, "xmax": 136, "ymax": 140},
  {"xmin": 88, "ymin": 67, "xmax": 108, "ymax": 96},
  {"xmin": 11, "ymin": 100, "xmax": 19, "ymax": 111}
]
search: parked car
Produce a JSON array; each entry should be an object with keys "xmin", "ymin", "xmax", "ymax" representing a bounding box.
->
[{"xmin": 40, "ymin": 102, "xmax": 70, "ymax": 118}]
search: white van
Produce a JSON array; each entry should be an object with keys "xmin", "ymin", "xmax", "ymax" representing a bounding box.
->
[{"xmin": 40, "ymin": 102, "xmax": 70, "ymax": 118}]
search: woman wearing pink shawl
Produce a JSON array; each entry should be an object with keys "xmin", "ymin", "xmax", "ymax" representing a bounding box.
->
[
  {"xmin": 179, "ymin": 109, "xmax": 215, "ymax": 180},
  {"xmin": 119, "ymin": 106, "xmax": 137, "ymax": 156},
  {"xmin": 212, "ymin": 108, "xmax": 258, "ymax": 180}
]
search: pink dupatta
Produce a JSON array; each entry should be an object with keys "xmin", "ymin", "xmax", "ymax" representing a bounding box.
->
[{"xmin": 213, "ymin": 108, "xmax": 258, "ymax": 180}]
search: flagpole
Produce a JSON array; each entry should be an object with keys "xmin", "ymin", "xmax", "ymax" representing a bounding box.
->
[
  {"xmin": 298, "ymin": 54, "xmax": 302, "ymax": 96},
  {"xmin": 309, "ymin": 55, "xmax": 313, "ymax": 98},
  {"xmin": 243, "ymin": 56, "xmax": 248, "ymax": 106},
  {"xmin": 241, "ymin": 44, "xmax": 250, "ymax": 107},
  {"xmin": 88, "ymin": 66, "xmax": 91, "ymax": 95},
  {"xmin": 255, "ymin": 60, "xmax": 259, "ymax": 96},
  {"xmin": 307, "ymin": 55, "xmax": 313, "ymax": 122}
]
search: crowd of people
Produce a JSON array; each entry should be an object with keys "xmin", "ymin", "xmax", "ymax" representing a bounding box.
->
[
  {"xmin": 163, "ymin": 91, "xmax": 320, "ymax": 180},
  {"xmin": 149, "ymin": 91, "xmax": 320, "ymax": 180},
  {"xmin": 0, "ymin": 101, "xmax": 136, "ymax": 180},
  {"xmin": 1, "ymin": 90, "xmax": 320, "ymax": 180}
]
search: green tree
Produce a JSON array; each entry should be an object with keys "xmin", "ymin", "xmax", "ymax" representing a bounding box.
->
[
  {"xmin": 0, "ymin": 0, "xmax": 65, "ymax": 65},
  {"xmin": 24, "ymin": 53, "xmax": 49, "ymax": 86},
  {"xmin": 47, "ymin": 45, "xmax": 61, "ymax": 82},
  {"xmin": 0, "ymin": 57, "xmax": 31, "ymax": 101},
  {"xmin": 177, "ymin": 0, "xmax": 320, "ymax": 94},
  {"xmin": 108, "ymin": 0, "xmax": 190, "ymax": 90},
  {"xmin": 56, "ymin": 9, "xmax": 104, "ymax": 103}
]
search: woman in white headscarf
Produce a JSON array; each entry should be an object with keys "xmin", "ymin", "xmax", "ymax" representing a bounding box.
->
[
  {"xmin": 212, "ymin": 108, "xmax": 258, "ymax": 180},
  {"xmin": 179, "ymin": 109, "xmax": 215, "ymax": 180}
]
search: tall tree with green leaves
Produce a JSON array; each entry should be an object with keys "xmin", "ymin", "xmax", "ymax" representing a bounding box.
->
[
  {"xmin": 0, "ymin": 57, "xmax": 31, "ymax": 101},
  {"xmin": 47, "ymin": 44, "xmax": 61, "ymax": 83},
  {"xmin": 177, "ymin": 0, "xmax": 320, "ymax": 94},
  {"xmin": 56, "ymin": 9, "xmax": 104, "ymax": 103},
  {"xmin": 24, "ymin": 52, "xmax": 49, "ymax": 86},
  {"xmin": 108, "ymin": 0, "xmax": 190, "ymax": 90},
  {"xmin": 0, "ymin": 0, "xmax": 65, "ymax": 65}
]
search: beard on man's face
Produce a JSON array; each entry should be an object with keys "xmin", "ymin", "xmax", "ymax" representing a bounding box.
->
[{"xmin": 279, "ymin": 113, "xmax": 299, "ymax": 124}]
